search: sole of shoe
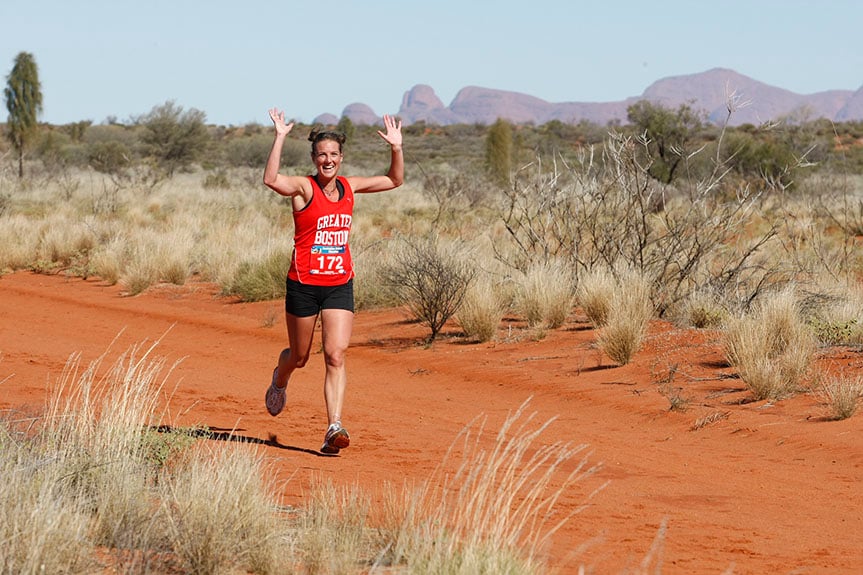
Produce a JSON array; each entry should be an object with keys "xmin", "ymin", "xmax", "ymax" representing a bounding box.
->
[
  {"xmin": 321, "ymin": 428, "xmax": 350, "ymax": 454},
  {"xmin": 329, "ymin": 429, "xmax": 350, "ymax": 449}
]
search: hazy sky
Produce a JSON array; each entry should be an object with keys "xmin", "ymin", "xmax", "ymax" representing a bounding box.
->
[{"xmin": 2, "ymin": 0, "xmax": 861, "ymax": 126}]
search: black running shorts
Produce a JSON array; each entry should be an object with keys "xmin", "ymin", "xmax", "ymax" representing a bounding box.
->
[{"xmin": 285, "ymin": 278, "xmax": 355, "ymax": 317}]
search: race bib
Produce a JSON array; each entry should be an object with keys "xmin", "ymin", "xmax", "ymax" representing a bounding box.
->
[{"xmin": 309, "ymin": 245, "xmax": 347, "ymax": 275}]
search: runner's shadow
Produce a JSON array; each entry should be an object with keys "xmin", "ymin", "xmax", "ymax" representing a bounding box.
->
[{"xmin": 150, "ymin": 425, "xmax": 334, "ymax": 457}]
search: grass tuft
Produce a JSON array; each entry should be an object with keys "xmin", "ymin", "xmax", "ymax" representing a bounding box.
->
[
  {"xmin": 723, "ymin": 287, "xmax": 817, "ymax": 401},
  {"xmin": 818, "ymin": 373, "xmax": 863, "ymax": 420}
]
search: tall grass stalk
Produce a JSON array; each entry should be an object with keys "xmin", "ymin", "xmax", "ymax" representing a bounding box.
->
[
  {"xmin": 0, "ymin": 445, "xmax": 94, "ymax": 574},
  {"xmin": 298, "ymin": 478, "xmax": 374, "ymax": 575},
  {"xmin": 1, "ymin": 336, "xmax": 178, "ymax": 574}
]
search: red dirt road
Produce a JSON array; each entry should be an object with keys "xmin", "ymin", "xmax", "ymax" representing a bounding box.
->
[{"xmin": 1, "ymin": 271, "xmax": 861, "ymax": 574}]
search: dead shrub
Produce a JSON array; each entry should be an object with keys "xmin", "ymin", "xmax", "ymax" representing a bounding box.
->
[{"xmin": 382, "ymin": 236, "xmax": 477, "ymax": 342}]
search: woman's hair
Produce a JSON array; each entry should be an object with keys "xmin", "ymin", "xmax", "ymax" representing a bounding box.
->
[{"xmin": 309, "ymin": 129, "xmax": 347, "ymax": 154}]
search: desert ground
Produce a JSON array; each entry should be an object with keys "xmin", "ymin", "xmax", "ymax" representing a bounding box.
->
[{"xmin": 1, "ymin": 270, "xmax": 861, "ymax": 574}]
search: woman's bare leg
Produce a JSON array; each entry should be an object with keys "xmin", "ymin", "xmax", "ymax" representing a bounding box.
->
[
  {"xmin": 320, "ymin": 308, "xmax": 354, "ymax": 425},
  {"xmin": 274, "ymin": 312, "xmax": 318, "ymax": 388}
]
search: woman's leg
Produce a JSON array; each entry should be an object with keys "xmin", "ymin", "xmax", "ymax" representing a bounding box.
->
[
  {"xmin": 274, "ymin": 311, "xmax": 318, "ymax": 389},
  {"xmin": 320, "ymin": 308, "xmax": 354, "ymax": 425}
]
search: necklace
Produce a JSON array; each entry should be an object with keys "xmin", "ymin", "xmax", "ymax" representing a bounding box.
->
[{"xmin": 316, "ymin": 175, "xmax": 338, "ymax": 197}]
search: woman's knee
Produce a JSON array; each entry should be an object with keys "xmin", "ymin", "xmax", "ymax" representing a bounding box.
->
[
  {"xmin": 323, "ymin": 346, "xmax": 347, "ymax": 368},
  {"xmin": 281, "ymin": 347, "xmax": 310, "ymax": 369}
]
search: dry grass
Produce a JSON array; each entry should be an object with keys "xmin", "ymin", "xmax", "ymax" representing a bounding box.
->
[
  {"xmin": 374, "ymin": 400, "xmax": 603, "ymax": 573},
  {"xmin": 676, "ymin": 290, "xmax": 728, "ymax": 329},
  {"xmin": 515, "ymin": 259, "xmax": 574, "ymax": 329},
  {"xmin": 596, "ymin": 268, "xmax": 654, "ymax": 366},
  {"xmin": 576, "ymin": 267, "xmax": 616, "ymax": 328},
  {"xmin": 2, "ymin": 340, "xmax": 597, "ymax": 574},
  {"xmin": 456, "ymin": 273, "xmax": 510, "ymax": 342},
  {"xmin": 818, "ymin": 373, "xmax": 863, "ymax": 420},
  {"xmin": 807, "ymin": 282, "xmax": 863, "ymax": 345},
  {"xmin": 160, "ymin": 442, "xmax": 286, "ymax": 575},
  {"xmin": 0, "ymin": 447, "xmax": 94, "ymax": 574},
  {"xmin": 296, "ymin": 479, "xmax": 374, "ymax": 574},
  {"xmin": 723, "ymin": 287, "xmax": 817, "ymax": 400},
  {"xmin": 0, "ymin": 338, "xmax": 292, "ymax": 574}
]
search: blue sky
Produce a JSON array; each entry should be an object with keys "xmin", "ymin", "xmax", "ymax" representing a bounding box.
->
[{"xmin": 2, "ymin": 0, "xmax": 861, "ymax": 126}]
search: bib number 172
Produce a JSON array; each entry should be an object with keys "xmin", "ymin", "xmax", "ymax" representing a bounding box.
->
[{"xmin": 310, "ymin": 245, "xmax": 346, "ymax": 275}]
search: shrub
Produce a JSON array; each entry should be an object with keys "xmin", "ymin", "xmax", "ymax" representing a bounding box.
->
[
  {"xmin": 352, "ymin": 240, "xmax": 401, "ymax": 311},
  {"xmin": 500, "ymin": 128, "xmax": 779, "ymax": 319},
  {"xmin": 381, "ymin": 236, "xmax": 477, "ymax": 341},
  {"xmin": 88, "ymin": 140, "xmax": 132, "ymax": 175},
  {"xmin": 139, "ymin": 101, "xmax": 209, "ymax": 177},
  {"xmin": 224, "ymin": 251, "xmax": 290, "ymax": 302}
]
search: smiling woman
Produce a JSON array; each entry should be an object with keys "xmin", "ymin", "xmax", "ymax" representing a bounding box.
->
[{"xmin": 261, "ymin": 107, "xmax": 404, "ymax": 455}]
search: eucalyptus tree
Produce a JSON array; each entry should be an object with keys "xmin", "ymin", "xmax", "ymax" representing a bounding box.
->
[
  {"xmin": 626, "ymin": 100, "xmax": 704, "ymax": 184},
  {"xmin": 4, "ymin": 51, "xmax": 43, "ymax": 178},
  {"xmin": 139, "ymin": 100, "xmax": 209, "ymax": 177}
]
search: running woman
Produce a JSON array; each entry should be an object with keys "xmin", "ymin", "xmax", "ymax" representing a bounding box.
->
[{"xmin": 262, "ymin": 108, "xmax": 404, "ymax": 454}]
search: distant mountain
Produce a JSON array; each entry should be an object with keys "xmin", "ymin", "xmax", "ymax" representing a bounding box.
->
[{"xmin": 314, "ymin": 67, "xmax": 862, "ymax": 127}]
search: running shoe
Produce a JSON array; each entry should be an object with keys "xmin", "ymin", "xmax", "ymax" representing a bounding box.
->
[
  {"xmin": 320, "ymin": 422, "xmax": 350, "ymax": 454},
  {"xmin": 265, "ymin": 368, "xmax": 286, "ymax": 416}
]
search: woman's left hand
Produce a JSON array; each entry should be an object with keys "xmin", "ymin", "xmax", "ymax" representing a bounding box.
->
[{"xmin": 377, "ymin": 114, "xmax": 403, "ymax": 148}]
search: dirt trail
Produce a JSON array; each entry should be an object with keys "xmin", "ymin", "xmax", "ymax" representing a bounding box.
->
[{"xmin": 1, "ymin": 271, "xmax": 861, "ymax": 574}]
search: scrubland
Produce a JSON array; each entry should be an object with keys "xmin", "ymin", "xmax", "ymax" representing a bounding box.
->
[{"xmin": 2, "ymin": 110, "xmax": 863, "ymax": 572}]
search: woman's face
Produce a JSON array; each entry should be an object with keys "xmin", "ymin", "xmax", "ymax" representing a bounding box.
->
[{"xmin": 312, "ymin": 139, "xmax": 343, "ymax": 179}]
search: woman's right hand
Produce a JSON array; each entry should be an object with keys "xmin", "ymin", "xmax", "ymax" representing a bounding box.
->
[{"xmin": 268, "ymin": 108, "xmax": 294, "ymax": 137}]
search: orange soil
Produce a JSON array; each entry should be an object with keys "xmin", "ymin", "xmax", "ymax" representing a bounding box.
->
[{"xmin": 1, "ymin": 271, "xmax": 861, "ymax": 574}]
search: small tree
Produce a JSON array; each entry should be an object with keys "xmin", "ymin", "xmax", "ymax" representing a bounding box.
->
[
  {"xmin": 4, "ymin": 52, "xmax": 43, "ymax": 178},
  {"xmin": 485, "ymin": 118, "xmax": 513, "ymax": 185},
  {"xmin": 336, "ymin": 115, "xmax": 355, "ymax": 142},
  {"xmin": 626, "ymin": 100, "xmax": 703, "ymax": 184},
  {"xmin": 139, "ymin": 100, "xmax": 209, "ymax": 177}
]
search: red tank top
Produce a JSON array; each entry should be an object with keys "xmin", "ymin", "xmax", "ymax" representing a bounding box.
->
[{"xmin": 288, "ymin": 175, "xmax": 355, "ymax": 285}]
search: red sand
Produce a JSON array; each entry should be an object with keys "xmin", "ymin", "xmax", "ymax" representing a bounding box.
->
[{"xmin": 1, "ymin": 271, "xmax": 861, "ymax": 574}]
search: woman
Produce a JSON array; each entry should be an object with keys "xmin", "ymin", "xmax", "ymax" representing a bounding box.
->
[{"xmin": 262, "ymin": 108, "xmax": 404, "ymax": 454}]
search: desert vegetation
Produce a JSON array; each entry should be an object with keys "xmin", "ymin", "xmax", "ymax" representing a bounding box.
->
[
  {"xmin": 0, "ymin": 343, "xmax": 594, "ymax": 574},
  {"xmin": 4, "ymin": 93, "xmax": 863, "ymax": 570}
]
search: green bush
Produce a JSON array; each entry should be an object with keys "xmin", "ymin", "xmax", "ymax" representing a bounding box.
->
[{"xmin": 224, "ymin": 251, "xmax": 290, "ymax": 302}]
